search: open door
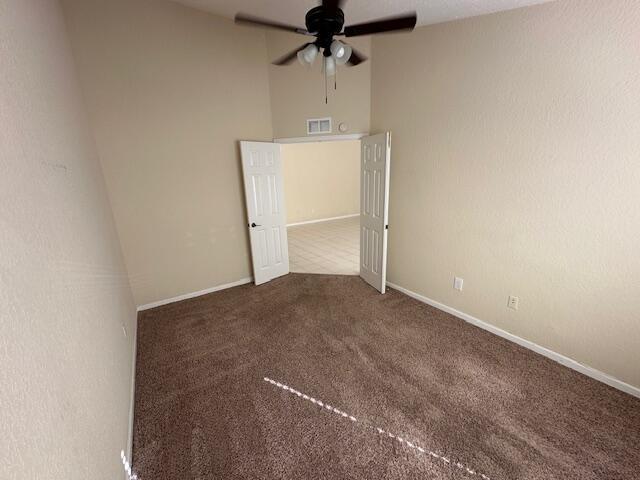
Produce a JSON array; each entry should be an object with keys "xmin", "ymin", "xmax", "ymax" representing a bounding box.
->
[
  {"xmin": 360, "ymin": 132, "xmax": 391, "ymax": 293},
  {"xmin": 240, "ymin": 141, "xmax": 289, "ymax": 285}
]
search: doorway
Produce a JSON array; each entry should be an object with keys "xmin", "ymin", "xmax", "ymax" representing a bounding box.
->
[
  {"xmin": 281, "ymin": 139, "xmax": 360, "ymax": 275},
  {"xmin": 240, "ymin": 133, "xmax": 390, "ymax": 292}
]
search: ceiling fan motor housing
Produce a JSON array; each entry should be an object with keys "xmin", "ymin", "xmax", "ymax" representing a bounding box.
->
[{"xmin": 305, "ymin": 6, "xmax": 344, "ymax": 50}]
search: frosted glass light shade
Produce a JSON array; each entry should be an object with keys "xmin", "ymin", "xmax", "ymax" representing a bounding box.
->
[
  {"xmin": 324, "ymin": 55, "xmax": 336, "ymax": 76},
  {"xmin": 297, "ymin": 44, "xmax": 318, "ymax": 65},
  {"xmin": 330, "ymin": 40, "xmax": 345, "ymax": 58},
  {"xmin": 330, "ymin": 40, "xmax": 352, "ymax": 65}
]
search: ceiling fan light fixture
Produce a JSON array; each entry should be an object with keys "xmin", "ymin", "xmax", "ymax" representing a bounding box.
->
[
  {"xmin": 331, "ymin": 41, "xmax": 352, "ymax": 65},
  {"xmin": 330, "ymin": 40, "xmax": 346, "ymax": 59},
  {"xmin": 324, "ymin": 55, "xmax": 336, "ymax": 76},
  {"xmin": 297, "ymin": 43, "xmax": 318, "ymax": 65}
]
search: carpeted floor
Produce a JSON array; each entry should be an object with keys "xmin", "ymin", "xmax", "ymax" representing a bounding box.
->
[{"xmin": 132, "ymin": 274, "xmax": 640, "ymax": 480}]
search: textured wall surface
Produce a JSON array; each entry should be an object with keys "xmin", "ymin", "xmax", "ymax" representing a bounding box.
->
[
  {"xmin": 62, "ymin": 0, "xmax": 273, "ymax": 307},
  {"xmin": 267, "ymin": 32, "xmax": 371, "ymax": 138},
  {"xmin": 282, "ymin": 141, "xmax": 360, "ymax": 224},
  {"xmin": 0, "ymin": 1, "xmax": 137, "ymax": 479},
  {"xmin": 371, "ymin": 0, "xmax": 640, "ymax": 388}
]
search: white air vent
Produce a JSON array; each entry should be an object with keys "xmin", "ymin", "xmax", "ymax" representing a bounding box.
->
[{"xmin": 307, "ymin": 117, "xmax": 332, "ymax": 135}]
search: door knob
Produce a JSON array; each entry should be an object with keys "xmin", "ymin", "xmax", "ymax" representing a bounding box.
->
[{"xmin": 250, "ymin": 222, "xmax": 261, "ymax": 228}]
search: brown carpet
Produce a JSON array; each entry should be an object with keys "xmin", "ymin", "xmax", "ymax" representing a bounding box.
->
[{"xmin": 132, "ymin": 273, "xmax": 640, "ymax": 479}]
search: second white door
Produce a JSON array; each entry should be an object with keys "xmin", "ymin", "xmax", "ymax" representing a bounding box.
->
[{"xmin": 360, "ymin": 132, "xmax": 391, "ymax": 293}]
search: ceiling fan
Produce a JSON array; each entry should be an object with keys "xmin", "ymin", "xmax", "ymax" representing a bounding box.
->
[{"xmin": 235, "ymin": 0, "xmax": 416, "ymax": 80}]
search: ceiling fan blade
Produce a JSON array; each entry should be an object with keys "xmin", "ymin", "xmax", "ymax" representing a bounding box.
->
[
  {"xmin": 235, "ymin": 13, "xmax": 309, "ymax": 35},
  {"xmin": 273, "ymin": 43, "xmax": 312, "ymax": 66},
  {"xmin": 322, "ymin": 0, "xmax": 346, "ymax": 11},
  {"xmin": 345, "ymin": 45, "xmax": 367, "ymax": 66},
  {"xmin": 344, "ymin": 13, "xmax": 417, "ymax": 37}
]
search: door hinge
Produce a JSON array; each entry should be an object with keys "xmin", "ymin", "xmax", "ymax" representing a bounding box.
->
[{"xmin": 385, "ymin": 225, "xmax": 389, "ymax": 230}]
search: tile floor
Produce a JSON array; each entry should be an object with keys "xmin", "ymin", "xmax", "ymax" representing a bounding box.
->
[{"xmin": 288, "ymin": 216, "xmax": 359, "ymax": 275}]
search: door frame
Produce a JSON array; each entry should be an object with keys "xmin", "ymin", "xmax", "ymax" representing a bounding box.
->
[
  {"xmin": 269, "ymin": 131, "xmax": 390, "ymax": 292},
  {"xmin": 273, "ymin": 133, "xmax": 369, "ymax": 144}
]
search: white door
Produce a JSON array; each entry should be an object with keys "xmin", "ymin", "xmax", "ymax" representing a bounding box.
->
[
  {"xmin": 360, "ymin": 132, "xmax": 391, "ymax": 293},
  {"xmin": 240, "ymin": 141, "xmax": 290, "ymax": 285}
]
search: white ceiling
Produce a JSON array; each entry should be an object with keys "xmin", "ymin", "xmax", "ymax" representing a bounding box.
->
[{"xmin": 172, "ymin": 0, "xmax": 554, "ymax": 28}]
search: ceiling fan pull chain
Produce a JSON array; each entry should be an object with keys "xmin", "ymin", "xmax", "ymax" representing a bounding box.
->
[{"xmin": 324, "ymin": 56, "xmax": 328, "ymax": 104}]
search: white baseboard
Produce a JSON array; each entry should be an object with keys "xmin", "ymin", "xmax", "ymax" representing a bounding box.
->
[
  {"xmin": 386, "ymin": 281, "xmax": 640, "ymax": 399},
  {"xmin": 287, "ymin": 213, "xmax": 359, "ymax": 228},
  {"xmin": 126, "ymin": 314, "xmax": 138, "ymax": 461},
  {"xmin": 136, "ymin": 277, "xmax": 253, "ymax": 312}
]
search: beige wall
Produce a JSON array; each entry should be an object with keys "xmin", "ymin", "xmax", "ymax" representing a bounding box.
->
[
  {"xmin": 282, "ymin": 141, "xmax": 360, "ymax": 224},
  {"xmin": 371, "ymin": 0, "xmax": 640, "ymax": 389},
  {"xmin": 0, "ymin": 1, "xmax": 137, "ymax": 479},
  {"xmin": 62, "ymin": 0, "xmax": 273, "ymax": 307},
  {"xmin": 267, "ymin": 32, "xmax": 371, "ymax": 138}
]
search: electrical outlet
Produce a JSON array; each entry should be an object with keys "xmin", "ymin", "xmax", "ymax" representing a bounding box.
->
[
  {"xmin": 453, "ymin": 277, "xmax": 464, "ymax": 291},
  {"xmin": 508, "ymin": 296, "xmax": 519, "ymax": 310}
]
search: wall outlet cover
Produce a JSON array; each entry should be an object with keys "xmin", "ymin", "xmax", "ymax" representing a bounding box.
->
[{"xmin": 508, "ymin": 296, "xmax": 519, "ymax": 310}]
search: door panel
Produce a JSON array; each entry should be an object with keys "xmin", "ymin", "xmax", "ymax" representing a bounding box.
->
[
  {"xmin": 360, "ymin": 133, "xmax": 390, "ymax": 293},
  {"xmin": 241, "ymin": 141, "xmax": 289, "ymax": 285}
]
